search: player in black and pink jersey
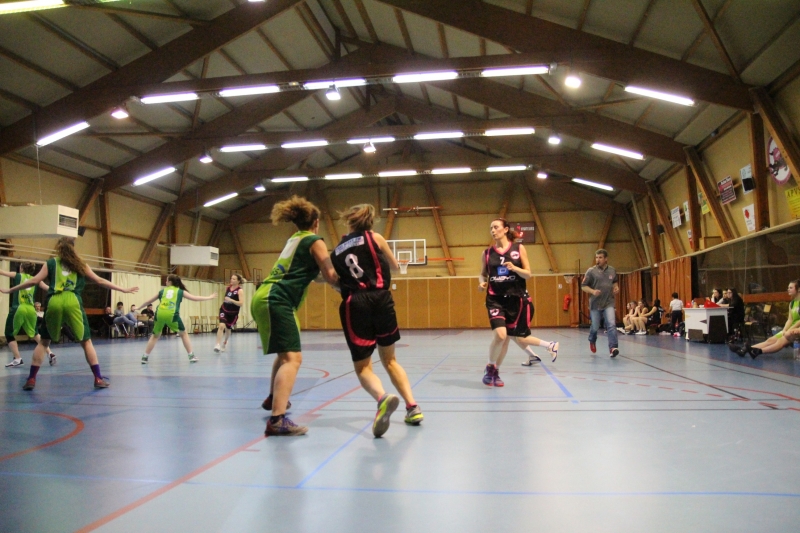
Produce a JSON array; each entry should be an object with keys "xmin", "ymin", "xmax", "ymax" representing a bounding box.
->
[
  {"xmin": 479, "ymin": 218, "xmax": 559, "ymax": 387},
  {"xmin": 215, "ymin": 273, "xmax": 245, "ymax": 353},
  {"xmin": 331, "ymin": 204, "xmax": 423, "ymax": 438}
]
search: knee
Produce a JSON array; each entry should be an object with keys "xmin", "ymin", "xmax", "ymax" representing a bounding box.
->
[{"xmin": 493, "ymin": 329, "xmax": 507, "ymax": 342}]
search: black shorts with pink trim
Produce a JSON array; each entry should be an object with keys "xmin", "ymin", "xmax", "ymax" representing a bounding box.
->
[
  {"xmin": 486, "ymin": 293, "xmax": 534, "ymax": 337},
  {"xmin": 339, "ymin": 290, "xmax": 401, "ymax": 362},
  {"xmin": 219, "ymin": 310, "xmax": 239, "ymax": 329}
]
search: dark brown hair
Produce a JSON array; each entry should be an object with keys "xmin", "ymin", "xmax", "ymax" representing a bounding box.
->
[
  {"xmin": 340, "ymin": 204, "xmax": 376, "ymax": 232},
  {"xmin": 55, "ymin": 237, "xmax": 88, "ymax": 275},
  {"xmin": 20, "ymin": 262, "xmax": 36, "ymax": 275},
  {"xmin": 271, "ymin": 195, "xmax": 320, "ymax": 231},
  {"xmin": 167, "ymin": 274, "xmax": 187, "ymax": 292},
  {"xmin": 492, "ymin": 218, "xmax": 518, "ymax": 241}
]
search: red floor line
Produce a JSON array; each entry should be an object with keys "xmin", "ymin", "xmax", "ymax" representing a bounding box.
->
[
  {"xmin": 0, "ymin": 410, "xmax": 84, "ymax": 463},
  {"xmin": 74, "ymin": 384, "xmax": 364, "ymax": 533}
]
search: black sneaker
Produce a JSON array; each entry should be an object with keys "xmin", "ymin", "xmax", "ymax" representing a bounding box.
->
[
  {"xmin": 265, "ymin": 416, "xmax": 307, "ymax": 436},
  {"xmin": 610, "ymin": 348, "xmax": 619, "ymax": 358},
  {"xmin": 261, "ymin": 395, "xmax": 292, "ymax": 411}
]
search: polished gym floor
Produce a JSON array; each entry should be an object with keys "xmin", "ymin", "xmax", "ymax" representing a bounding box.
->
[{"xmin": 2, "ymin": 328, "xmax": 799, "ymax": 532}]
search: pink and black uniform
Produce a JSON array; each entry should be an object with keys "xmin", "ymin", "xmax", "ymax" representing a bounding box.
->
[
  {"xmin": 219, "ymin": 285, "xmax": 242, "ymax": 328},
  {"xmin": 331, "ymin": 230, "xmax": 400, "ymax": 361},
  {"xmin": 484, "ymin": 241, "xmax": 533, "ymax": 337}
]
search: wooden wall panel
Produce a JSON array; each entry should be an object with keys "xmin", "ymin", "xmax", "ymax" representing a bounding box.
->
[
  {"xmin": 449, "ymin": 278, "xmax": 473, "ymax": 328},
  {"xmin": 392, "ymin": 280, "xmax": 409, "ymax": 329},
  {"xmin": 304, "ymin": 283, "xmax": 326, "ymax": 329},
  {"xmin": 407, "ymin": 279, "xmax": 430, "ymax": 328},
  {"xmin": 556, "ymin": 274, "xmax": 573, "ymax": 327},
  {"xmin": 324, "ymin": 283, "xmax": 341, "ymax": 329},
  {"xmin": 533, "ymin": 276, "xmax": 558, "ymax": 327},
  {"xmin": 429, "ymin": 279, "xmax": 450, "ymax": 328},
  {"xmin": 472, "ymin": 285, "xmax": 488, "ymax": 328}
]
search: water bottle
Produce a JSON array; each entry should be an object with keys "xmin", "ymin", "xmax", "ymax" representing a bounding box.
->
[{"xmin": 794, "ymin": 341, "xmax": 800, "ymax": 361}]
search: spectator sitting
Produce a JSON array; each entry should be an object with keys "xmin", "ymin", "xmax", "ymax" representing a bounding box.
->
[
  {"xmin": 742, "ymin": 279, "xmax": 800, "ymax": 359},
  {"xmin": 34, "ymin": 301, "xmax": 44, "ymax": 332},
  {"xmin": 127, "ymin": 304, "xmax": 147, "ymax": 336},
  {"xmin": 717, "ymin": 288, "xmax": 732, "ymax": 307},
  {"xmin": 630, "ymin": 300, "xmax": 649, "ymax": 335},
  {"xmin": 618, "ymin": 301, "xmax": 637, "ymax": 334},
  {"xmin": 140, "ymin": 304, "xmax": 155, "ymax": 335},
  {"xmin": 719, "ymin": 288, "xmax": 744, "ymax": 336},
  {"xmin": 668, "ymin": 293, "xmax": 684, "ymax": 336},
  {"xmin": 709, "ymin": 288, "xmax": 724, "ymax": 305},
  {"xmin": 113, "ymin": 301, "xmax": 136, "ymax": 337},
  {"xmin": 645, "ymin": 299, "xmax": 663, "ymax": 332}
]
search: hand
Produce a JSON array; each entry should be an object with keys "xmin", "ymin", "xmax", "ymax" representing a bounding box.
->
[
  {"xmin": 224, "ymin": 297, "xmax": 233, "ymax": 303},
  {"xmin": 613, "ymin": 285, "xmax": 620, "ymax": 295},
  {"xmin": 0, "ymin": 287, "xmax": 8, "ymax": 294},
  {"xmin": 478, "ymin": 281, "xmax": 487, "ymax": 292},
  {"xmin": 210, "ymin": 292, "xmax": 218, "ymax": 298},
  {"xmin": 126, "ymin": 287, "xmax": 139, "ymax": 294},
  {"xmin": 593, "ymin": 289, "xmax": 601, "ymax": 297},
  {"xmin": 503, "ymin": 262, "xmax": 515, "ymax": 271}
]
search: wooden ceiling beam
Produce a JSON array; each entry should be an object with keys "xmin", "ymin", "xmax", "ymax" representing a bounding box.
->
[
  {"xmin": 751, "ymin": 87, "xmax": 800, "ymax": 187},
  {"xmin": 72, "ymin": 5, "xmax": 207, "ymax": 26},
  {"xmin": 422, "ymin": 176, "xmax": 456, "ymax": 276},
  {"xmin": 99, "ymin": 192, "xmax": 113, "ymax": 269},
  {"xmin": 377, "ymin": 0, "xmax": 751, "ymax": 110},
  {"xmin": 685, "ymin": 147, "xmax": 735, "ymax": 242},
  {"xmin": 646, "ymin": 196, "xmax": 662, "ymax": 265},
  {"xmin": 684, "ymin": 165, "xmax": 701, "ymax": 252},
  {"xmin": 0, "ymin": 44, "xmax": 78, "ymax": 91},
  {"xmin": 622, "ymin": 207, "xmax": 647, "ymax": 268},
  {"xmin": 0, "ymin": 87, "xmax": 40, "ymax": 112},
  {"xmin": 598, "ymin": 212, "xmax": 614, "ymax": 250},
  {"xmin": 519, "ymin": 175, "xmax": 559, "ymax": 273},
  {"xmin": 688, "ymin": 0, "xmax": 740, "ymax": 80},
  {"xmin": 228, "ymin": 222, "xmax": 252, "ymax": 280},
  {"xmin": 28, "ymin": 13, "xmax": 119, "ymax": 72},
  {"xmin": 646, "ymin": 181, "xmax": 685, "ymax": 256},
  {"xmin": 749, "ymin": 113, "xmax": 769, "ymax": 231},
  {"xmin": 0, "ymin": 0, "xmax": 304, "ymax": 157},
  {"xmin": 138, "ymin": 204, "xmax": 173, "ymax": 267},
  {"xmin": 353, "ymin": 0, "xmax": 379, "ymax": 43}
]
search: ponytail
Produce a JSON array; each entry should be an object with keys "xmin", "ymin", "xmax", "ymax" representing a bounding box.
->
[
  {"xmin": 340, "ymin": 203, "xmax": 376, "ymax": 232},
  {"xmin": 493, "ymin": 218, "xmax": 518, "ymax": 241},
  {"xmin": 167, "ymin": 274, "xmax": 188, "ymax": 292}
]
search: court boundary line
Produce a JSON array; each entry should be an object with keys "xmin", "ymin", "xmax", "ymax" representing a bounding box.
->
[{"xmin": 0, "ymin": 410, "xmax": 84, "ymax": 463}]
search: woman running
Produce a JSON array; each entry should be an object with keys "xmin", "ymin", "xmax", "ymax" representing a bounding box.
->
[
  {"xmin": 2, "ymin": 263, "xmax": 55, "ymax": 367},
  {"xmin": 139, "ymin": 274, "xmax": 216, "ymax": 364},
  {"xmin": 215, "ymin": 273, "xmax": 245, "ymax": 353},
  {"xmin": 741, "ymin": 280, "xmax": 800, "ymax": 358},
  {"xmin": 252, "ymin": 196, "xmax": 338, "ymax": 437},
  {"xmin": 1, "ymin": 237, "xmax": 138, "ymax": 390},
  {"xmin": 479, "ymin": 218, "xmax": 559, "ymax": 387},
  {"xmin": 331, "ymin": 204, "xmax": 423, "ymax": 438}
]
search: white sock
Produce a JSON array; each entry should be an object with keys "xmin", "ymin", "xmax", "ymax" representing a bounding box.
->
[{"xmin": 536, "ymin": 340, "xmax": 551, "ymax": 348}]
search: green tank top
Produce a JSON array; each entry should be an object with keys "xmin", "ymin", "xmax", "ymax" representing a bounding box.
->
[
  {"xmin": 791, "ymin": 300, "xmax": 800, "ymax": 324},
  {"xmin": 157, "ymin": 287, "xmax": 184, "ymax": 316},
  {"xmin": 46, "ymin": 257, "xmax": 85, "ymax": 297},
  {"xmin": 262, "ymin": 231, "xmax": 323, "ymax": 308},
  {"xmin": 18, "ymin": 273, "xmax": 35, "ymax": 307}
]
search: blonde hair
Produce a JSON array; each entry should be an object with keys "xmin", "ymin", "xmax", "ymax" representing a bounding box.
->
[
  {"xmin": 55, "ymin": 237, "xmax": 87, "ymax": 275},
  {"xmin": 271, "ymin": 196, "xmax": 320, "ymax": 231},
  {"xmin": 340, "ymin": 203, "xmax": 376, "ymax": 232}
]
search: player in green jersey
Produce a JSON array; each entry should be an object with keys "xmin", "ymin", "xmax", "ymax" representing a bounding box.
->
[
  {"xmin": 1, "ymin": 238, "xmax": 138, "ymax": 390},
  {"xmin": 253, "ymin": 196, "xmax": 338, "ymax": 436},
  {"xmin": 138, "ymin": 274, "xmax": 217, "ymax": 364},
  {"xmin": 1, "ymin": 262, "xmax": 55, "ymax": 367}
]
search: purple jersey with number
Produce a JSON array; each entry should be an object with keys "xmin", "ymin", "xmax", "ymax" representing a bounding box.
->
[
  {"xmin": 484, "ymin": 242, "xmax": 527, "ymax": 297},
  {"xmin": 332, "ymin": 230, "xmax": 391, "ymax": 298}
]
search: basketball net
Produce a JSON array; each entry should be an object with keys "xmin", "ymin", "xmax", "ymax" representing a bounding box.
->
[
  {"xmin": 399, "ymin": 260, "xmax": 410, "ymax": 275},
  {"xmin": 563, "ymin": 274, "xmax": 575, "ymax": 284}
]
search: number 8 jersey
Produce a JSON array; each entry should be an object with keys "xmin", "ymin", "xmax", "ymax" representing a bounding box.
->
[{"xmin": 332, "ymin": 230, "xmax": 391, "ymax": 298}]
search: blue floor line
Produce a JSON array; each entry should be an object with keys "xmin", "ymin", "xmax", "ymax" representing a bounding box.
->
[
  {"xmin": 539, "ymin": 362, "xmax": 579, "ymax": 404},
  {"xmin": 295, "ymin": 352, "xmax": 453, "ymax": 488}
]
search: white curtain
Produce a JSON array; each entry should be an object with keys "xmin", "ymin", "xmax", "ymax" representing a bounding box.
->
[
  {"xmin": 111, "ymin": 272, "xmax": 163, "ymax": 313},
  {"xmin": 179, "ymin": 279, "xmax": 225, "ymax": 330},
  {"xmin": 0, "ymin": 260, "xmax": 9, "ymax": 339}
]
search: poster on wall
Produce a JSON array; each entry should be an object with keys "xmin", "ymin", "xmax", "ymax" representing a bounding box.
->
[
  {"xmin": 671, "ymin": 206, "xmax": 681, "ymax": 228},
  {"xmin": 768, "ymin": 137, "xmax": 792, "ymax": 185},
  {"xmin": 683, "ymin": 200, "xmax": 690, "ymax": 221},
  {"xmin": 718, "ymin": 176, "xmax": 736, "ymax": 205},
  {"xmin": 698, "ymin": 192, "xmax": 710, "ymax": 214},
  {"xmin": 512, "ymin": 222, "xmax": 536, "ymax": 243},
  {"xmin": 742, "ymin": 204, "xmax": 756, "ymax": 232},
  {"xmin": 687, "ymin": 229, "xmax": 692, "ymax": 247},
  {"xmin": 785, "ymin": 186, "xmax": 800, "ymax": 219},
  {"xmin": 740, "ymin": 164, "xmax": 754, "ymax": 195}
]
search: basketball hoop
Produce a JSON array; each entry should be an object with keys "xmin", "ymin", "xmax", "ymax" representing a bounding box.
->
[
  {"xmin": 563, "ymin": 274, "xmax": 575, "ymax": 284},
  {"xmin": 399, "ymin": 260, "xmax": 410, "ymax": 275}
]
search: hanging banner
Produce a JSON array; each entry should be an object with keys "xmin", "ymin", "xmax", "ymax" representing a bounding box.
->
[
  {"xmin": 785, "ymin": 186, "xmax": 800, "ymax": 219},
  {"xmin": 718, "ymin": 176, "xmax": 736, "ymax": 205},
  {"xmin": 742, "ymin": 204, "xmax": 756, "ymax": 232},
  {"xmin": 698, "ymin": 192, "xmax": 710, "ymax": 214},
  {"xmin": 683, "ymin": 200, "xmax": 690, "ymax": 221},
  {"xmin": 670, "ymin": 206, "xmax": 681, "ymax": 228},
  {"xmin": 687, "ymin": 229, "xmax": 693, "ymax": 247},
  {"xmin": 768, "ymin": 137, "xmax": 792, "ymax": 185},
  {"xmin": 512, "ymin": 221, "xmax": 536, "ymax": 243}
]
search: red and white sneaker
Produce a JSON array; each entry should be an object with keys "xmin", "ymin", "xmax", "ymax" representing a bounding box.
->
[{"xmin": 589, "ymin": 342, "xmax": 597, "ymax": 354}]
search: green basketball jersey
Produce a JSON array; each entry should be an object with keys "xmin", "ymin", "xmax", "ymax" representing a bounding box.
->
[
  {"xmin": 46, "ymin": 257, "xmax": 85, "ymax": 297},
  {"xmin": 9, "ymin": 273, "xmax": 23, "ymax": 309},
  {"xmin": 262, "ymin": 231, "xmax": 323, "ymax": 308},
  {"xmin": 18, "ymin": 273, "xmax": 35, "ymax": 307},
  {"xmin": 157, "ymin": 287, "xmax": 184, "ymax": 317}
]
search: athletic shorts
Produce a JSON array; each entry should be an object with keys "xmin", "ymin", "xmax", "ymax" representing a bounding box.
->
[
  {"xmin": 486, "ymin": 293, "xmax": 533, "ymax": 337},
  {"xmin": 251, "ymin": 285, "xmax": 300, "ymax": 355},
  {"xmin": 153, "ymin": 309, "xmax": 185, "ymax": 334},
  {"xmin": 218, "ymin": 309, "xmax": 239, "ymax": 329},
  {"xmin": 4, "ymin": 306, "xmax": 38, "ymax": 342},
  {"xmin": 339, "ymin": 290, "xmax": 401, "ymax": 362},
  {"xmin": 40, "ymin": 292, "xmax": 91, "ymax": 343}
]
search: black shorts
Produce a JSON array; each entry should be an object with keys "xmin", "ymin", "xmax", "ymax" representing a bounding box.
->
[
  {"xmin": 219, "ymin": 309, "xmax": 239, "ymax": 328},
  {"xmin": 486, "ymin": 293, "xmax": 533, "ymax": 337},
  {"xmin": 339, "ymin": 290, "xmax": 401, "ymax": 362}
]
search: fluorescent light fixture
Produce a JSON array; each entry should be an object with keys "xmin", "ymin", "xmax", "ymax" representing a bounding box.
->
[
  {"xmin": 111, "ymin": 108, "xmax": 128, "ymax": 119},
  {"xmin": 481, "ymin": 65, "xmax": 549, "ymax": 77},
  {"xmin": 199, "ymin": 153, "xmax": 213, "ymax": 164},
  {"xmin": 304, "ymin": 79, "xmax": 366, "ymax": 90},
  {"xmin": 379, "ymin": 170, "xmax": 417, "ymax": 177},
  {"xmin": 254, "ymin": 184, "xmax": 266, "ymax": 192},
  {"xmin": 140, "ymin": 93, "xmax": 199, "ymax": 104},
  {"xmin": 564, "ymin": 75, "xmax": 582, "ymax": 88},
  {"xmin": 325, "ymin": 173, "xmax": 363, "ymax": 180},
  {"xmin": 133, "ymin": 167, "xmax": 176, "ymax": 186},
  {"xmin": 548, "ymin": 134, "xmax": 561, "ymax": 145},
  {"xmin": 271, "ymin": 176, "xmax": 309, "ymax": 183},
  {"xmin": 591, "ymin": 142, "xmax": 644, "ymax": 160},
  {"xmin": 248, "ymin": 0, "xmax": 266, "ymax": 3},
  {"xmin": 414, "ymin": 131, "xmax": 464, "ymax": 140},
  {"xmin": 347, "ymin": 137, "xmax": 395, "ymax": 144},
  {"xmin": 281, "ymin": 140, "xmax": 328, "ymax": 149},
  {"xmin": 624, "ymin": 86, "xmax": 695, "ymax": 106},
  {"xmin": 363, "ymin": 142, "xmax": 376, "ymax": 153},
  {"xmin": 485, "ymin": 127, "xmax": 534, "ymax": 136},
  {"xmin": 325, "ymin": 85, "xmax": 341, "ymax": 101},
  {"xmin": 393, "ymin": 71, "xmax": 458, "ymax": 84},
  {"xmin": 36, "ymin": 121, "xmax": 90, "ymax": 146},
  {"xmin": 431, "ymin": 167, "xmax": 471, "ymax": 175},
  {"xmin": 204, "ymin": 192, "xmax": 239, "ymax": 207},
  {"xmin": 219, "ymin": 85, "xmax": 279, "ymax": 97},
  {"xmin": 487, "ymin": 165, "xmax": 527, "ymax": 172},
  {"xmin": 0, "ymin": 1, "xmax": 64, "ymax": 15},
  {"xmin": 572, "ymin": 178, "xmax": 613, "ymax": 191},
  {"xmin": 537, "ymin": 171, "xmax": 548, "ymax": 179},
  {"xmin": 219, "ymin": 144, "xmax": 267, "ymax": 152}
]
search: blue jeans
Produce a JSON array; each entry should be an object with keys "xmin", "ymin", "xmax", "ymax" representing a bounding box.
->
[{"xmin": 589, "ymin": 307, "xmax": 618, "ymax": 349}]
